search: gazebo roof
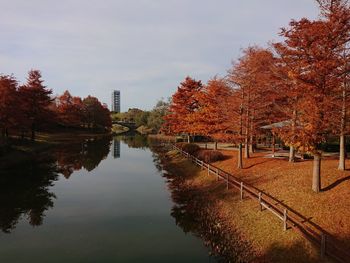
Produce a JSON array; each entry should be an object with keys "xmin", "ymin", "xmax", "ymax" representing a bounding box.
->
[{"xmin": 260, "ymin": 120, "xmax": 292, "ymax": 130}]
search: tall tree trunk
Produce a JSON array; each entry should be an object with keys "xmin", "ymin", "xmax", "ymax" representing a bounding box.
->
[
  {"xmin": 238, "ymin": 143, "xmax": 243, "ymax": 169},
  {"xmin": 272, "ymin": 134, "xmax": 276, "ymax": 157},
  {"xmin": 245, "ymin": 90, "xmax": 250, "ymax": 159},
  {"xmin": 244, "ymin": 136, "xmax": 249, "ymax": 158},
  {"xmin": 238, "ymin": 88, "xmax": 244, "ymax": 168},
  {"xmin": 187, "ymin": 134, "xmax": 190, "ymax": 143},
  {"xmin": 249, "ymin": 113, "xmax": 255, "ymax": 154},
  {"xmin": 214, "ymin": 141, "xmax": 218, "ymax": 150},
  {"xmin": 289, "ymin": 146, "xmax": 295, "ymax": 163},
  {"xmin": 289, "ymin": 109, "xmax": 297, "ymax": 162},
  {"xmin": 339, "ymin": 134, "xmax": 346, "ymax": 170},
  {"xmin": 249, "ymin": 134, "xmax": 254, "ymax": 154},
  {"xmin": 338, "ymin": 85, "xmax": 346, "ymax": 170},
  {"xmin": 312, "ymin": 153, "xmax": 321, "ymax": 193}
]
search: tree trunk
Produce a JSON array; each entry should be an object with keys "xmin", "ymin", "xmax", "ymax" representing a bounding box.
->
[
  {"xmin": 187, "ymin": 134, "xmax": 190, "ymax": 143},
  {"xmin": 245, "ymin": 92, "xmax": 250, "ymax": 159},
  {"xmin": 312, "ymin": 153, "xmax": 321, "ymax": 193},
  {"xmin": 338, "ymin": 85, "xmax": 346, "ymax": 170},
  {"xmin": 289, "ymin": 146, "xmax": 295, "ymax": 163},
  {"xmin": 238, "ymin": 143, "xmax": 243, "ymax": 169},
  {"xmin": 239, "ymin": 88, "xmax": 244, "ymax": 167},
  {"xmin": 249, "ymin": 134, "xmax": 254, "ymax": 154},
  {"xmin": 214, "ymin": 141, "xmax": 218, "ymax": 150},
  {"xmin": 339, "ymin": 51, "xmax": 347, "ymax": 170},
  {"xmin": 272, "ymin": 135, "xmax": 276, "ymax": 157},
  {"xmin": 339, "ymin": 134, "xmax": 346, "ymax": 170},
  {"xmin": 244, "ymin": 135, "xmax": 250, "ymax": 158}
]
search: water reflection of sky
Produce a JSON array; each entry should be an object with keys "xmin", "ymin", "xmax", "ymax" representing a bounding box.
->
[{"xmin": 0, "ymin": 136, "xmax": 212, "ymax": 263}]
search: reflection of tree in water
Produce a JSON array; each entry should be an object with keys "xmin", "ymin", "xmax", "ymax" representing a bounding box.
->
[
  {"xmin": 151, "ymin": 146, "xmax": 255, "ymax": 263},
  {"xmin": 0, "ymin": 136, "xmax": 112, "ymax": 233},
  {"xmin": 118, "ymin": 134, "xmax": 148, "ymax": 149},
  {"xmin": 0, "ymin": 155, "xmax": 59, "ymax": 233},
  {"xmin": 56, "ymin": 136, "xmax": 112, "ymax": 178}
]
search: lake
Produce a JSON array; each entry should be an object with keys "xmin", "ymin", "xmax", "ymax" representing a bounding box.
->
[{"xmin": 0, "ymin": 135, "xmax": 217, "ymax": 263}]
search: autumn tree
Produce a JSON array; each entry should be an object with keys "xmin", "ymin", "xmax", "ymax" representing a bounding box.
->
[
  {"xmin": 274, "ymin": 1, "xmax": 350, "ymax": 192},
  {"xmin": 317, "ymin": 0, "xmax": 350, "ymax": 170},
  {"xmin": 228, "ymin": 47, "xmax": 283, "ymax": 159},
  {"xmin": 82, "ymin": 96, "xmax": 111, "ymax": 131},
  {"xmin": 194, "ymin": 77, "xmax": 232, "ymax": 150},
  {"xmin": 163, "ymin": 76, "xmax": 203, "ymax": 142},
  {"xmin": 0, "ymin": 75, "xmax": 19, "ymax": 138},
  {"xmin": 56, "ymin": 90, "xmax": 85, "ymax": 128},
  {"xmin": 19, "ymin": 70, "xmax": 54, "ymax": 141}
]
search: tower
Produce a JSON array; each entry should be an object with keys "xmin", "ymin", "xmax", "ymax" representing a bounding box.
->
[{"xmin": 111, "ymin": 90, "xmax": 120, "ymax": 113}]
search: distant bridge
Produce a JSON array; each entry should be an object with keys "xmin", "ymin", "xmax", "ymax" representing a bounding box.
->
[{"xmin": 112, "ymin": 121, "xmax": 137, "ymax": 130}]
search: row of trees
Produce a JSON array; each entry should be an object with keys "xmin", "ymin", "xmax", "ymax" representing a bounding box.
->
[
  {"xmin": 112, "ymin": 98, "xmax": 170, "ymax": 132},
  {"xmin": 163, "ymin": 0, "xmax": 350, "ymax": 193},
  {"xmin": 0, "ymin": 70, "xmax": 111, "ymax": 141}
]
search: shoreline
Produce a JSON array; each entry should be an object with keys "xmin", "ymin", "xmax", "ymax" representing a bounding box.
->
[
  {"xmin": 151, "ymin": 143, "xmax": 257, "ymax": 262},
  {"xmin": 152, "ymin": 144, "xmax": 332, "ymax": 263},
  {"xmin": 0, "ymin": 131, "xmax": 111, "ymax": 170}
]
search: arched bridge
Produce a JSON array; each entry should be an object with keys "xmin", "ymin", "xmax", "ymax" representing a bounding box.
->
[{"xmin": 112, "ymin": 121, "xmax": 137, "ymax": 130}]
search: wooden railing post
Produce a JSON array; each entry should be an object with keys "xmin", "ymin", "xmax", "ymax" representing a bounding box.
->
[
  {"xmin": 207, "ymin": 164, "xmax": 210, "ymax": 175},
  {"xmin": 240, "ymin": 182, "xmax": 244, "ymax": 200},
  {"xmin": 258, "ymin": 192, "xmax": 262, "ymax": 211},
  {"xmin": 283, "ymin": 209, "xmax": 288, "ymax": 231},
  {"xmin": 321, "ymin": 233, "xmax": 326, "ymax": 258},
  {"xmin": 216, "ymin": 168, "xmax": 220, "ymax": 181}
]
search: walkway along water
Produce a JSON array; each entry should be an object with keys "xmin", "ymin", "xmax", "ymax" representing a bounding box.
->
[{"xmin": 171, "ymin": 144, "xmax": 350, "ymax": 263}]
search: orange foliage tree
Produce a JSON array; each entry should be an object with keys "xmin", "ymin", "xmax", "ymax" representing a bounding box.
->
[
  {"xmin": 228, "ymin": 47, "xmax": 284, "ymax": 159},
  {"xmin": 0, "ymin": 75, "xmax": 19, "ymax": 138},
  {"xmin": 56, "ymin": 90, "xmax": 84, "ymax": 128},
  {"xmin": 193, "ymin": 77, "xmax": 233, "ymax": 150},
  {"xmin": 163, "ymin": 76, "xmax": 203, "ymax": 142},
  {"xmin": 19, "ymin": 70, "xmax": 54, "ymax": 141},
  {"xmin": 82, "ymin": 95, "xmax": 111, "ymax": 131},
  {"xmin": 273, "ymin": 1, "xmax": 350, "ymax": 192}
]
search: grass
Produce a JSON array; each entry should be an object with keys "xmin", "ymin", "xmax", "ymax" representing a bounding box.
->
[
  {"xmin": 214, "ymin": 150, "xmax": 350, "ymax": 252},
  {"xmin": 162, "ymin": 148, "xmax": 336, "ymax": 262}
]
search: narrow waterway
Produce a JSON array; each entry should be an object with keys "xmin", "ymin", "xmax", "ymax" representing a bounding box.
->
[{"xmin": 0, "ymin": 135, "xmax": 216, "ymax": 263}]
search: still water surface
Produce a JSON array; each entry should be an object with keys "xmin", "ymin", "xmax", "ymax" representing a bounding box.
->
[{"xmin": 0, "ymin": 136, "xmax": 215, "ymax": 262}]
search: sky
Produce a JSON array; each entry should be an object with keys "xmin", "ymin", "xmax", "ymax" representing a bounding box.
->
[{"xmin": 0, "ymin": 0, "xmax": 319, "ymax": 111}]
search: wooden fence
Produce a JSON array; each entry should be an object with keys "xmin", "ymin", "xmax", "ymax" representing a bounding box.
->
[{"xmin": 171, "ymin": 144, "xmax": 350, "ymax": 263}]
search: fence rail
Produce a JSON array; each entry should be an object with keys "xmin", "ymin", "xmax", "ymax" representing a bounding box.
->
[{"xmin": 171, "ymin": 144, "xmax": 350, "ymax": 263}]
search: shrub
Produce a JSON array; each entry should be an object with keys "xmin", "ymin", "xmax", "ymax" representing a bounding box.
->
[
  {"xmin": 197, "ymin": 150, "xmax": 224, "ymax": 163},
  {"xmin": 176, "ymin": 143, "xmax": 200, "ymax": 155}
]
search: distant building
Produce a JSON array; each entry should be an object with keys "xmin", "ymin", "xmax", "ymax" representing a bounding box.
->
[{"xmin": 111, "ymin": 90, "xmax": 120, "ymax": 113}]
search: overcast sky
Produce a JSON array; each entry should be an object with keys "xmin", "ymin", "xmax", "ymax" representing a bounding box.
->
[{"xmin": 0, "ymin": 0, "xmax": 319, "ymax": 111}]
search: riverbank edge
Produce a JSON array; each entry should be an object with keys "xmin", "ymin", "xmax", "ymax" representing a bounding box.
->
[
  {"xmin": 0, "ymin": 131, "xmax": 111, "ymax": 170},
  {"xmin": 156, "ymin": 146, "xmax": 332, "ymax": 263},
  {"xmin": 154, "ymin": 146, "xmax": 259, "ymax": 262}
]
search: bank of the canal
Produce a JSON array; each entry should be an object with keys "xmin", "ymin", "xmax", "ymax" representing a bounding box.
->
[{"xmin": 153, "ymin": 145, "xmax": 334, "ymax": 263}]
